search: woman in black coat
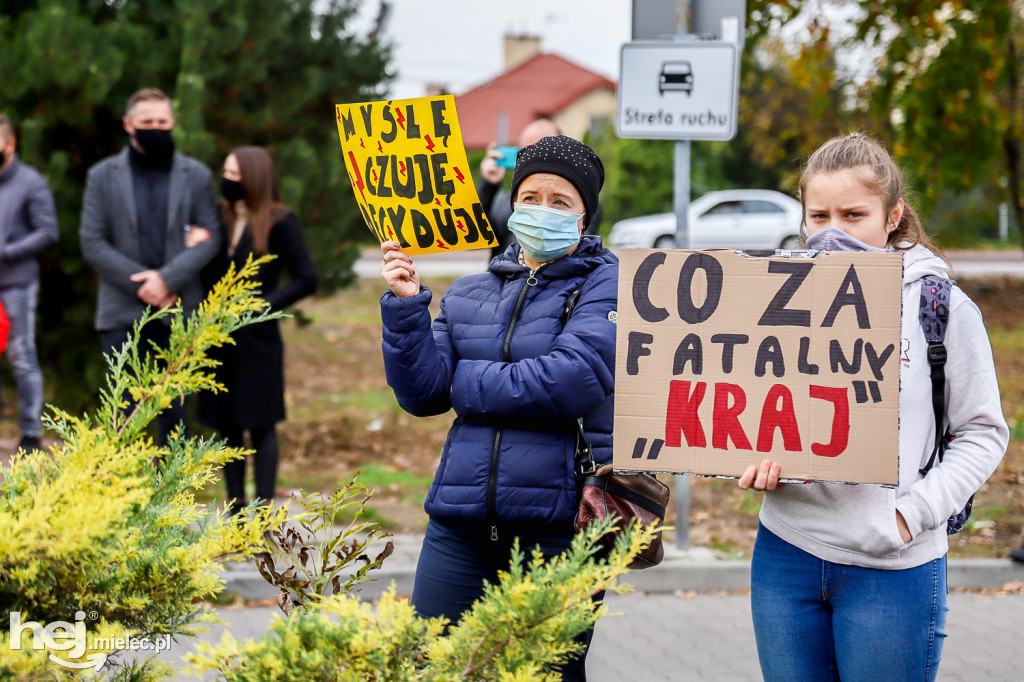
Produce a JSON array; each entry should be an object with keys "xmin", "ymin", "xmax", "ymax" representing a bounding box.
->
[{"xmin": 198, "ymin": 145, "xmax": 317, "ymax": 514}]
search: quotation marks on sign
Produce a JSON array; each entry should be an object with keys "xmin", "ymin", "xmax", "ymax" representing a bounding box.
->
[{"xmin": 852, "ymin": 380, "xmax": 883, "ymax": 404}]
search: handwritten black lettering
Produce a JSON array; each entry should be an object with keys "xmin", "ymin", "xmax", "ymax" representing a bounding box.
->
[{"xmin": 758, "ymin": 260, "xmax": 812, "ymax": 327}]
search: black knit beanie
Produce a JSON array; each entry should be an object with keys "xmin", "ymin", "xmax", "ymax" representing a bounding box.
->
[{"xmin": 509, "ymin": 135, "xmax": 605, "ymax": 228}]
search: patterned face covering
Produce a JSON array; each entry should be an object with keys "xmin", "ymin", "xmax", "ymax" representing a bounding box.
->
[
  {"xmin": 508, "ymin": 202, "xmax": 583, "ymax": 262},
  {"xmin": 805, "ymin": 227, "xmax": 889, "ymax": 252}
]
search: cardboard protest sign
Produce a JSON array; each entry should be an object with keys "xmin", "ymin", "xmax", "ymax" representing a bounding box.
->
[
  {"xmin": 613, "ymin": 249, "xmax": 903, "ymax": 485},
  {"xmin": 334, "ymin": 95, "xmax": 498, "ymax": 255}
]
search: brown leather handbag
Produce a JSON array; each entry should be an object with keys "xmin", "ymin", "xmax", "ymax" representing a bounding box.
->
[{"xmin": 574, "ymin": 421, "xmax": 670, "ymax": 569}]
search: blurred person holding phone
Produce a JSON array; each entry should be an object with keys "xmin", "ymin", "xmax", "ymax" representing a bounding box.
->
[{"xmin": 477, "ymin": 118, "xmax": 561, "ymax": 258}]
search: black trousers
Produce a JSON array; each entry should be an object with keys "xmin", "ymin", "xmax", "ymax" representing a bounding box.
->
[
  {"xmin": 100, "ymin": 322, "xmax": 186, "ymax": 448},
  {"xmin": 220, "ymin": 424, "xmax": 279, "ymax": 510}
]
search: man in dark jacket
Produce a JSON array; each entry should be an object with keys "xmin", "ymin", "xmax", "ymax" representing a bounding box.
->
[
  {"xmin": 0, "ymin": 114, "xmax": 59, "ymax": 452},
  {"xmin": 79, "ymin": 88, "xmax": 220, "ymax": 445}
]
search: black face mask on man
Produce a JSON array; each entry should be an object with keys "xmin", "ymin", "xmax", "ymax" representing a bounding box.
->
[
  {"xmin": 0, "ymin": 150, "xmax": 6, "ymax": 168},
  {"xmin": 131, "ymin": 128, "xmax": 175, "ymax": 168}
]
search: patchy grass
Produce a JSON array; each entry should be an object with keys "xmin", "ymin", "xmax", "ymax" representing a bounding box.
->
[{"xmin": 266, "ymin": 275, "xmax": 1024, "ymax": 558}]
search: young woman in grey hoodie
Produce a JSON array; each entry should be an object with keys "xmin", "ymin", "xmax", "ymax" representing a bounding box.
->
[{"xmin": 738, "ymin": 133, "xmax": 1008, "ymax": 682}]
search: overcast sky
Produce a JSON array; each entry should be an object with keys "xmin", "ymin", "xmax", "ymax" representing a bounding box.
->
[{"xmin": 360, "ymin": 0, "xmax": 634, "ymax": 100}]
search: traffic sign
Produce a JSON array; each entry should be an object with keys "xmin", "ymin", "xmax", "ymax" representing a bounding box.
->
[{"xmin": 616, "ymin": 41, "xmax": 739, "ymax": 141}]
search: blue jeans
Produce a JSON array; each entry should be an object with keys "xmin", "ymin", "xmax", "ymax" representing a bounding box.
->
[
  {"xmin": 751, "ymin": 524, "xmax": 947, "ymax": 682},
  {"xmin": 413, "ymin": 518, "xmax": 600, "ymax": 681},
  {"xmin": 0, "ymin": 281, "xmax": 43, "ymax": 437}
]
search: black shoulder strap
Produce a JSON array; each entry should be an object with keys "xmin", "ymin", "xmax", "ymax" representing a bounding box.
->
[
  {"xmin": 561, "ymin": 282, "xmax": 593, "ymax": 474},
  {"xmin": 560, "ymin": 286, "xmax": 583, "ymax": 328},
  {"xmin": 919, "ymin": 275, "xmax": 953, "ymax": 475}
]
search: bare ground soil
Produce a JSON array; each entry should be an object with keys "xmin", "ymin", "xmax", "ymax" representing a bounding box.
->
[{"xmin": 273, "ymin": 275, "xmax": 1024, "ymax": 558}]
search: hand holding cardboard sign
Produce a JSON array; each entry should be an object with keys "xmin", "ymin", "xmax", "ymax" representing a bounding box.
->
[
  {"xmin": 381, "ymin": 241, "xmax": 420, "ymax": 298},
  {"xmin": 738, "ymin": 458, "xmax": 784, "ymax": 491}
]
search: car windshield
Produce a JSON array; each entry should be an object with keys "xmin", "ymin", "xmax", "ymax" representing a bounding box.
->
[
  {"xmin": 704, "ymin": 201, "xmax": 744, "ymax": 216},
  {"xmin": 742, "ymin": 200, "xmax": 785, "ymax": 214}
]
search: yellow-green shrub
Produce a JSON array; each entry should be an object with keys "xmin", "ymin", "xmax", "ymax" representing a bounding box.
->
[
  {"xmin": 0, "ymin": 258, "xmax": 285, "ymax": 680},
  {"xmin": 189, "ymin": 517, "xmax": 658, "ymax": 681}
]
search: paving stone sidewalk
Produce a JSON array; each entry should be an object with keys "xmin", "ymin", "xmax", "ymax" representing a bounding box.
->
[{"xmin": 143, "ymin": 590, "xmax": 1023, "ymax": 680}]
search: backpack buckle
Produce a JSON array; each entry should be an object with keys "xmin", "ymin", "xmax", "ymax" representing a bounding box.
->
[{"xmin": 926, "ymin": 343, "xmax": 946, "ymax": 366}]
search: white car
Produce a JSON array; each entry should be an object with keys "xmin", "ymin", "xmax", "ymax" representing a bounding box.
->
[{"xmin": 608, "ymin": 189, "xmax": 803, "ymax": 251}]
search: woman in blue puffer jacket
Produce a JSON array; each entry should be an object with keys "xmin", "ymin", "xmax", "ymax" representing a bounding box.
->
[{"xmin": 379, "ymin": 135, "xmax": 616, "ymax": 680}]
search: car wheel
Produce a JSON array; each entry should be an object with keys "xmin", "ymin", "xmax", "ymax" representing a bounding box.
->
[
  {"xmin": 780, "ymin": 235, "xmax": 801, "ymax": 250},
  {"xmin": 654, "ymin": 235, "xmax": 676, "ymax": 249}
]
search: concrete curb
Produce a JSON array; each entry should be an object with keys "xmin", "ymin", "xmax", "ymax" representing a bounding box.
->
[{"xmin": 222, "ymin": 550, "xmax": 1024, "ymax": 602}]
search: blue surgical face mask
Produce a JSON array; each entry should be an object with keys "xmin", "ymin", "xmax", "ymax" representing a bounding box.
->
[
  {"xmin": 805, "ymin": 227, "xmax": 889, "ymax": 252},
  {"xmin": 508, "ymin": 202, "xmax": 583, "ymax": 263}
]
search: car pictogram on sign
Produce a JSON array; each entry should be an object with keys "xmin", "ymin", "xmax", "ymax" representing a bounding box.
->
[{"xmin": 659, "ymin": 61, "xmax": 694, "ymax": 95}]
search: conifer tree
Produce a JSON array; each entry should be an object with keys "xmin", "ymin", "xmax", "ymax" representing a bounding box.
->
[{"xmin": 0, "ymin": 0, "xmax": 392, "ymax": 409}]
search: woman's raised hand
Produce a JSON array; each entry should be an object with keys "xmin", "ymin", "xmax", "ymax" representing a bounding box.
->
[
  {"xmin": 738, "ymin": 458, "xmax": 784, "ymax": 491},
  {"xmin": 381, "ymin": 241, "xmax": 420, "ymax": 298}
]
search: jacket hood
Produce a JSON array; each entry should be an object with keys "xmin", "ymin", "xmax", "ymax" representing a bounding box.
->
[
  {"xmin": 900, "ymin": 244, "xmax": 949, "ymax": 284},
  {"xmin": 489, "ymin": 235, "xmax": 617, "ymax": 280}
]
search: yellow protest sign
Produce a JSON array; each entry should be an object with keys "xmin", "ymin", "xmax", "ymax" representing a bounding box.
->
[{"xmin": 335, "ymin": 95, "xmax": 498, "ymax": 255}]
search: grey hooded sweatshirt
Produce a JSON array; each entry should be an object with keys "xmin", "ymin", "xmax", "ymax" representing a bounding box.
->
[{"xmin": 759, "ymin": 245, "xmax": 1008, "ymax": 569}]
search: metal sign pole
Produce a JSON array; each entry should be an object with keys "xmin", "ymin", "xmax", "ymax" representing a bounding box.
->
[
  {"xmin": 673, "ymin": 2, "xmax": 692, "ymax": 552},
  {"xmin": 627, "ymin": 0, "xmax": 746, "ymax": 553}
]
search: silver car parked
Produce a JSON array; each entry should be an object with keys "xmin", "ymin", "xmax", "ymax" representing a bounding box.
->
[{"xmin": 608, "ymin": 189, "xmax": 803, "ymax": 251}]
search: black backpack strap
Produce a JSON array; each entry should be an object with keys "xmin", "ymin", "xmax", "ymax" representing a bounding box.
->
[{"xmin": 919, "ymin": 275, "xmax": 952, "ymax": 475}]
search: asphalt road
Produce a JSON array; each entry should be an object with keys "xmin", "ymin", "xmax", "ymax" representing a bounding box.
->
[{"xmin": 356, "ymin": 247, "xmax": 1024, "ymax": 280}]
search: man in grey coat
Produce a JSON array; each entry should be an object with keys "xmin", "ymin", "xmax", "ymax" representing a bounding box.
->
[
  {"xmin": 80, "ymin": 88, "xmax": 220, "ymax": 446},
  {"xmin": 0, "ymin": 114, "xmax": 59, "ymax": 452}
]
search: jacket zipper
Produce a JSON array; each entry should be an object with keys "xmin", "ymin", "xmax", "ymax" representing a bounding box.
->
[{"xmin": 487, "ymin": 265, "xmax": 542, "ymax": 541}]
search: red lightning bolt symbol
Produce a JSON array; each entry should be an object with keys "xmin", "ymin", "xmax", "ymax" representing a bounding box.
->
[
  {"xmin": 360, "ymin": 139, "xmax": 365, "ymax": 148},
  {"xmin": 387, "ymin": 226, "xmax": 394, "ymax": 239},
  {"xmin": 425, "ymin": 135, "xmax": 435, "ymax": 152},
  {"xmin": 399, "ymin": 161, "xmax": 406, "ymax": 175},
  {"xmin": 435, "ymin": 198, "xmax": 442, "ymax": 206},
  {"xmin": 396, "ymin": 108, "xmax": 405, "ymax": 130},
  {"xmin": 435, "ymin": 240, "xmax": 450, "ymax": 250},
  {"xmin": 378, "ymin": 141, "xmax": 384, "ymax": 153},
  {"xmin": 347, "ymin": 151, "xmax": 366, "ymax": 203},
  {"xmin": 336, "ymin": 107, "xmax": 342, "ymax": 122},
  {"xmin": 456, "ymin": 220, "xmax": 466, "ymax": 233},
  {"xmin": 371, "ymin": 169, "xmax": 378, "ymax": 184},
  {"xmin": 454, "ymin": 167, "xmax": 465, "ymax": 184}
]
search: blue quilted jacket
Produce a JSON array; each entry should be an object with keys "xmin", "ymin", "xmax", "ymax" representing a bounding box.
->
[{"xmin": 380, "ymin": 236, "xmax": 618, "ymax": 526}]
